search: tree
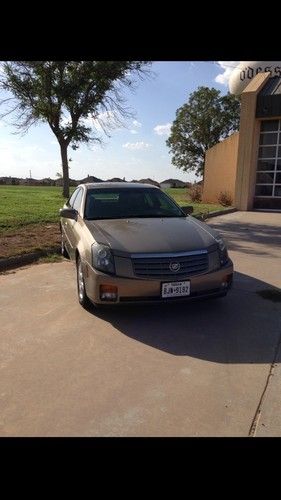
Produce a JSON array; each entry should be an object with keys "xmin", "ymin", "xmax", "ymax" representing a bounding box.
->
[
  {"xmin": 0, "ymin": 61, "xmax": 150, "ymax": 197},
  {"xmin": 166, "ymin": 86, "xmax": 240, "ymax": 179}
]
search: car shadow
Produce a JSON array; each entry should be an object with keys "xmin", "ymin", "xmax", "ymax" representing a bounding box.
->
[{"xmin": 88, "ymin": 271, "xmax": 281, "ymax": 363}]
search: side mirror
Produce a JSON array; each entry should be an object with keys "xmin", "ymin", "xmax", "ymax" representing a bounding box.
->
[
  {"xmin": 181, "ymin": 205, "xmax": 194, "ymax": 215},
  {"xmin": 59, "ymin": 207, "xmax": 77, "ymax": 220}
]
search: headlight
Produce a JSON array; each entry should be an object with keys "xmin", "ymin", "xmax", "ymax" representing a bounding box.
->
[
  {"xmin": 215, "ymin": 237, "xmax": 229, "ymax": 265},
  {"xmin": 92, "ymin": 243, "xmax": 115, "ymax": 274}
]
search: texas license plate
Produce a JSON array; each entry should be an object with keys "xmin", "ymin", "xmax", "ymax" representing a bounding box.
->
[{"xmin": 161, "ymin": 281, "xmax": 190, "ymax": 298}]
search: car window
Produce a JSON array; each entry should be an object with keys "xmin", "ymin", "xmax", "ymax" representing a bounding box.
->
[
  {"xmin": 68, "ymin": 188, "xmax": 80, "ymax": 208},
  {"xmin": 72, "ymin": 188, "xmax": 83, "ymax": 213},
  {"xmin": 84, "ymin": 188, "xmax": 184, "ymax": 219}
]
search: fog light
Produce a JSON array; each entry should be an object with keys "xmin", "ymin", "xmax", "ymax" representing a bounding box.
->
[
  {"xmin": 100, "ymin": 285, "xmax": 118, "ymax": 301},
  {"xmin": 221, "ymin": 274, "xmax": 233, "ymax": 289}
]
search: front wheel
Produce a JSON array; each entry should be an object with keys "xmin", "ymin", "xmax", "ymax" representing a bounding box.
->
[
  {"xmin": 76, "ymin": 256, "xmax": 92, "ymax": 309},
  {"xmin": 60, "ymin": 228, "xmax": 69, "ymax": 259}
]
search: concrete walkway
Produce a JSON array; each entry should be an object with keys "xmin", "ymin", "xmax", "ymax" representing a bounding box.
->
[
  {"xmin": 208, "ymin": 211, "xmax": 281, "ymax": 436},
  {"xmin": 208, "ymin": 211, "xmax": 281, "ymax": 288},
  {"xmin": 0, "ymin": 211, "xmax": 281, "ymax": 436}
]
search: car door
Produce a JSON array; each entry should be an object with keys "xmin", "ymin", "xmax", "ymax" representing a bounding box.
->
[
  {"xmin": 62, "ymin": 188, "xmax": 81, "ymax": 258},
  {"xmin": 68, "ymin": 188, "xmax": 84, "ymax": 256}
]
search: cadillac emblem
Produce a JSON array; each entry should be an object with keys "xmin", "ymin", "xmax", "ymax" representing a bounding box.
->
[{"xmin": 169, "ymin": 262, "xmax": 181, "ymax": 272}]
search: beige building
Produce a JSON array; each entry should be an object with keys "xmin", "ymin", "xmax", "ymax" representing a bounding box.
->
[{"xmin": 202, "ymin": 72, "xmax": 281, "ymax": 211}]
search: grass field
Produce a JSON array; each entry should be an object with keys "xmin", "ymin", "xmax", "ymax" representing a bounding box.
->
[
  {"xmin": 165, "ymin": 188, "xmax": 224, "ymax": 214},
  {"xmin": 0, "ymin": 185, "xmax": 71, "ymax": 233},
  {"xmin": 0, "ymin": 185, "xmax": 226, "ymax": 233}
]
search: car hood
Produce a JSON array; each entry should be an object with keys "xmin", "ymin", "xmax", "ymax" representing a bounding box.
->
[{"xmin": 85, "ymin": 217, "xmax": 219, "ymax": 254}]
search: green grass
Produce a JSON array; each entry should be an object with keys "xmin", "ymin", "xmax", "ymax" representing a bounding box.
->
[
  {"xmin": 38, "ymin": 253, "xmax": 64, "ymax": 264},
  {"xmin": 165, "ymin": 188, "xmax": 191, "ymax": 206},
  {"xmin": 164, "ymin": 188, "xmax": 229, "ymax": 215},
  {"xmin": 0, "ymin": 185, "xmax": 71, "ymax": 233},
  {"xmin": 0, "ymin": 185, "xmax": 229, "ymax": 234}
]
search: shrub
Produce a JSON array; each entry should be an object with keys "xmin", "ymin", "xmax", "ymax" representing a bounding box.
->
[
  {"xmin": 218, "ymin": 191, "xmax": 233, "ymax": 207},
  {"xmin": 189, "ymin": 184, "xmax": 202, "ymax": 202}
]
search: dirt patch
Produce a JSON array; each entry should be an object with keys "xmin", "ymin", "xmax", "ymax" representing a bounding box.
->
[{"xmin": 0, "ymin": 223, "xmax": 61, "ymax": 259}]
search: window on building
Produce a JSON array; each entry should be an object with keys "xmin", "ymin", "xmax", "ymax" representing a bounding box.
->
[{"xmin": 255, "ymin": 119, "xmax": 281, "ymax": 199}]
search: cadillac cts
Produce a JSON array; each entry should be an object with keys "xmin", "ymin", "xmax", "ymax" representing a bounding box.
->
[{"xmin": 59, "ymin": 183, "xmax": 233, "ymax": 308}]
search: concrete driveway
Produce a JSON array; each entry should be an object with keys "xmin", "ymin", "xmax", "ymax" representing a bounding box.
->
[{"xmin": 1, "ymin": 211, "xmax": 281, "ymax": 436}]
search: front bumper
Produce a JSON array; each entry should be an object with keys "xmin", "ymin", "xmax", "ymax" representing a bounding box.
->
[{"xmin": 82, "ymin": 259, "xmax": 233, "ymax": 305}]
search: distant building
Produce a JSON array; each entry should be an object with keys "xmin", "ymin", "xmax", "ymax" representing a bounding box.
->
[
  {"xmin": 19, "ymin": 178, "xmax": 40, "ymax": 186},
  {"xmin": 160, "ymin": 179, "xmax": 187, "ymax": 189},
  {"xmin": 137, "ymin": 178, "xmax": 160, "ymax": 187},
  {"xmin": 106, "ymin": 177, "xmax": 126, "ymax": 182},
  {"xmin": 54, "ymin": 178, "xmax": 78, "ymax": 187},
  {"xmin": 41, "ymin": 178, "xmax": 56, "ymax": 186},
  {"xmin": 0, "ymin": 174, "xmax": 190, "ymax": 190},
  {"xmin": 79, "ymin": 175, "xmax": 103, "ymax": 184},
  {"xmin": 0, "ymin": 176, "xmax": 16, "ymax": 185}
]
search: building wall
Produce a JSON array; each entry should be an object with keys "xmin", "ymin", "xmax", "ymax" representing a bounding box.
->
[
  {"xmin": 202, "ymin": 132, "xmax": 239, "ymax": 204},
  {"xmin": 235, "ymin": 72, "xmax": 270, "ymax": 210}
]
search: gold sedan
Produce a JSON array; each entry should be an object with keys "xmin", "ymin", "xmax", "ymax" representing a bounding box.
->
[{"xmin": 60, "ymin": 183, "xmax": 233, "ymax": 308}]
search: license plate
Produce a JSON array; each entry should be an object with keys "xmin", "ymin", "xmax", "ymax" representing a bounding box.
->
[{"xmin": 161, "ymin": 281, "xmax": 190, "ymax": 298}]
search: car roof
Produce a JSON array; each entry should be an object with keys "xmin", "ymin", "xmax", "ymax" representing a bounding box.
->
[{"xmin": 79, "ymin": 182, "xmax": 160, "ymax": 190}]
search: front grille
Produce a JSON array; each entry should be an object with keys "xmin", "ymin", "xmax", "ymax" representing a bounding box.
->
[{"xmin": 131, "ymin": 251, "xmax": 209, "ymax": 279}]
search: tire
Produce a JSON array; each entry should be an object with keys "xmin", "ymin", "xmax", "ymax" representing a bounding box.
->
[
  {"xmin": 61, "ymin": 229, "xmax": 69, "ymax": 259},
  {"xmin": 76, "ymin": 256, "xmax": 92, "ymax": 309}
]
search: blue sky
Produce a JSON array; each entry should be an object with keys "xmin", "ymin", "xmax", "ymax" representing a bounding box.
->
[{"xmin": 0, "ymin": 61, "xmax": 236, "ymax": 183}]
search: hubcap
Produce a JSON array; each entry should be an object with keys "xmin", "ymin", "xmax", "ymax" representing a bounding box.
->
[{"xmin": 78, "ymin": 261, "xmax": 85, "ymax": 301}]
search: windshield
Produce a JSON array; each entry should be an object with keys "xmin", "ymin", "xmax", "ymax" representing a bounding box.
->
[{"xmin": 84, "ymin": 187, "xmax": 185, "ymax": 220}]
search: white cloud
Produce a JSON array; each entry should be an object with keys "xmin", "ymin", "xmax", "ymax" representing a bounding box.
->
[
  {"xmin": 214, "ymin": 61, "xmax": 239, "ymax": 86},
  {"xmin": 61, "ymin": 111, "xmax": 118, "ymax": 132},
  {"xmin": 153, "ymin": 123, "xmax": 171, "ymax": 136},
  {"xmin": 122, "ymin": 142, "xmax": 150, "ymax": 150},
  {"xmin": 82, "ymin": 111, "xmax": 117, "ymax": 131},
  {"xmin": 132, "ymin": 120, "xmax": 142, "ymax": 128},
  {"xmin": 129, "ymin": 119, "xmax": 142, "ymax": 134}
]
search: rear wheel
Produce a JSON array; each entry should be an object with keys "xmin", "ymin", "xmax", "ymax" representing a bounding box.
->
[{"xmin": 76, "ymin": 256, "xmax": 92, "ymax": 309}]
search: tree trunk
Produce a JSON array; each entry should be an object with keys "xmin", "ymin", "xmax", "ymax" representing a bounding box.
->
[{"xmin": 60, "ymin": 141, "xmax": 70, "ymax": 198}]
